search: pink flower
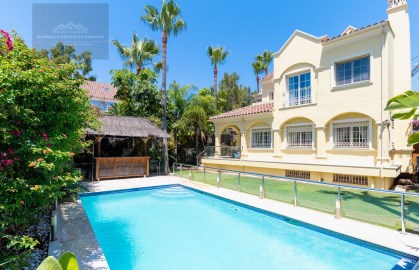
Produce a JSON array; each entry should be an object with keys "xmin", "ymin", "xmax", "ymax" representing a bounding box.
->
[
  {"xmin": 0, "ymin": 30, "xmax": 13, "ymax": 51},
  {"xmin": 8, "ymin": 147, "xmax": 14, "ymax": 154},
  {"xmin": 11, "ymin": 130, "xmax": 22, "ymax": 137},
  {"xmin": 0, "ymin": 164, "xmax": 2, "ymax": 171},
  {"xmin": 40, "ymin": 132, "xmax": 47, "ymax": 138},
  {"xmin": 1, "ymin": 159, "xmax": 13, "ymax": 166},
  {"xmin": 47, "ymin": 143, "xmax": 52, "ymax": 147},
  {"xmin": 14, "ymin": 156, "xmax": 19, "ymax": 161},
  {"xmin": 1, "ymin": 153, "xmax": 6, "ymax": 158}
]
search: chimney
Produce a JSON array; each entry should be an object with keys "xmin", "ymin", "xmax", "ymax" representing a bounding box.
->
[
  {"xmin": 387, "ymin": 0, "xmax": 407, "ymax": 9},
  {"xmin": 387, "ymin": 0, "xmax": 411, "ymax": 92}
]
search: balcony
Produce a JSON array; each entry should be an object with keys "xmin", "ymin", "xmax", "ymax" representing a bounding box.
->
[{"xmin": 283, "ymin": 87, "xmax": 312, "ymax": 108}]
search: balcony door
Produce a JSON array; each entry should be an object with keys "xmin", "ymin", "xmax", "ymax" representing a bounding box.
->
[{"xmin": 287, "ymin": 72, "xmax": 311, "ymax": 107}]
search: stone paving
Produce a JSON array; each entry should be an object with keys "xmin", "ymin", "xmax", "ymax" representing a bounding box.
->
[{"xmin": 49, "ymin": 175, "xmax": 419, "ymax": 269}]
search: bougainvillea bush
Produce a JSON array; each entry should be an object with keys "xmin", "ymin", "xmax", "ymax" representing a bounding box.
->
[{"xmin": 0, "ymin": 32, "xmax": 97, "ymax": 267}]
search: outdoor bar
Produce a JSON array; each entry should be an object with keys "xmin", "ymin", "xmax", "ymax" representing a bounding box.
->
[{"xmin": 86, "ymin": 115, "xmax": 170, "ymax": 181}]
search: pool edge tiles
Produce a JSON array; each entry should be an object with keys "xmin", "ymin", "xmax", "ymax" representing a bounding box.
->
[{"xmin": 80, "ymin": 184, "xmax": 419, "ymax": 266}]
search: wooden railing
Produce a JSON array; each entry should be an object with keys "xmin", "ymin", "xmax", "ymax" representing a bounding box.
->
[{"xmin": 95, "ymin": 157, "xmax": 149, "ymax": 181}]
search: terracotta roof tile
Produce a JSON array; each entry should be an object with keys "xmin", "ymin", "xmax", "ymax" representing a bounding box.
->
[
  {"xmin": 322, "ymin": 20, "xmax": 387, "ymax": 43},
  {"xmin": 81, "ymin": 81, "xmax": 118, "ymax": 100},
  {"xmin": 210, "ymin": 102, "xmax": 274, "ymax": 120},
  {"xmin": 260, "ymin": 71, "xmax": 274, "ymax": 81}
]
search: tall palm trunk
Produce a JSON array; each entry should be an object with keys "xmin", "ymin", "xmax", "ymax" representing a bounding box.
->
[
  {"xmin": 213, "ymin": 64, "xmax": 218, "ymax": 109},
  {"xmin": 136, "ymin": 64, "xmax": 142, "ymax": 75},
  {"xmin": 256, "ymin": 75, "xmax": 260, "ymax": 92},
  {"xmin": 264, "ymin": 68, "xmax": 268, "ymax": 77},
  {"xmin": 162, "ymin": 33, "xmax": 169, "ymax": 174},
  {"xmin": 195, "ymin": 123, "xmax": 199, "ymax": 163}
]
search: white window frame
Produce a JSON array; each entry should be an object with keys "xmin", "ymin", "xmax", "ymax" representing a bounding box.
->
[
  {"xmin": 284, "ymin": 123, "xmax": 315, "ymax": 149},
  {"xmin": 250, "ymin": 127, "xmax": 272, "ymax": 149},
  {"xmin": 330, "ymin": 50, "xmax": 374, "ymax": 89},
  {"xmin": 329, "ymin": 118, "xmax": 372, "ymax": 149},
  {"xmin": 284, "ymin": 68, "xmax": 313, "ymax": 107}
]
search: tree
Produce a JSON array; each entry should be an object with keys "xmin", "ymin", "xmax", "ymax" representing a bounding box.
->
[
  {"xmin": 257, "ymin": 50, "xmax": 273, "ymax": 76},
  {"xmin": 0, "ymin": 34, "xmax": 97, "ymax": 267},
  {"xmin": 252, "ymin": 61, "xmax": 264, "ymax": 92},
  {"xmin": 179, "ymin": 89, "xmax": 217, "ymax": 161},
  {"xmin": 167, "ymin": 81, "xmax": 193, "ymax": 161},
  {"xmin": 217, "ymin": 72, "xmax": 252, "ymax": 112},
  {"xmin": 112, "ymin": 33, "xmax": 160, "ymax": 75},
  {"xmin": 109, "ymin": 68, "xmax": 162, "ymax": 120},
  {"xmin": 40, "ymin": 42, "xmax": 96, "ymax": 81},
  {"xmin": 207, "ymin": 46, "xmax": 229, "ymax": 102},
  {"xmin": 385, "ymin": 90, "xmax": 419, "ymax": 145},
  {"xmin": 142, "ymin": 0, "xmax": 187, "ymax": 174}
]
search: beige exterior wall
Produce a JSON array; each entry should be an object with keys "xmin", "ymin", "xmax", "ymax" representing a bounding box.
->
[{"xmin": 205, "ymin": 2, "xmax": 412, "ymax": 189}]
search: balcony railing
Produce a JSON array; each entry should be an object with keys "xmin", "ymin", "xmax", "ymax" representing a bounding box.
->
[
  {"xmin": 283, "ymin": 87, "xmax": 312, "ymax": 108},
  {"xmin": 196, "ymin": 146, "xmax": 241, "ymax": 165}
]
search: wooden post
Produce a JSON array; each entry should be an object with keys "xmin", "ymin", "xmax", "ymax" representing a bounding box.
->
[
  {"xmin": 94, "ymin": 136, "xmax": 104, "ymax": 157},
  {"xmin": 137, "ymin": 138, "xmax": 142, "ymax": 156},
  {"xmin": 142, "ymin": 138, "xmax": 149, "ymax": 156}
]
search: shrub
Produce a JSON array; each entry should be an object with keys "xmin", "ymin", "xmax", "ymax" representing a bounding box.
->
[{"xmin": 0, "ymin": 32, "xmax": 97, "ymax": 267}]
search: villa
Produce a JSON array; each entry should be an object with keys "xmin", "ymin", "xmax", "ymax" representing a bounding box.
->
[
  {"xmin": 81, "ymin": 80, "xmax": 118, "ymax": 112},
  {"xmin": 203, "ymin": 0, "xmax": 412, "ymax": 190}
]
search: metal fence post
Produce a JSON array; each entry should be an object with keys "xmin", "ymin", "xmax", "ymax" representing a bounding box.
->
[
  {"xmin": 237, "ymin": 173, "xmax": 241, "ymax": 192},
  {"xmin": 293, "ymin": 180, "xmax": 297, "ymax": 206},
  {"xmin": 260, "ymin": 176, "xmax": 265, "ymax": 199},
  {"xmin": 172, "ymin": 163, "xmax": 175, "ymax": 174},
  {"xmin": 335, "ymin": 186, "xmax": 342, "ymax": 219},
  {"xmin": 217, "ymin": 171, "xmax": 221, "ymax": 188},
  {"xmin": 180, "ymin": 164, "xmax": 183, "ymax": 174},
  {"xmin": 401, "ymin": 194, "xmax": 406, "ymax": 234},
  {"xmin": 189, "ymin": 168, "xmax": 192, "ymax": 180}
]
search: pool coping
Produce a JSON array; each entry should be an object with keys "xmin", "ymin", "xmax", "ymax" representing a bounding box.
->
[
  {"xmin": 80, "ymin": 183, "xmax": 419, "ymax": 267},
  {"xmin": 53, "ymin": 176, "xmax": 419, "ymax": 269}
]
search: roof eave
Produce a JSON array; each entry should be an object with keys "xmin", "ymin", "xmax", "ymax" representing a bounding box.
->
[
  {"xmin": 322, "ymin": 21, "xmax": 388, "ymax": 45},
  {"xmin": 209, "ymin": 111, "xmax": 274, "ymax": 122}
]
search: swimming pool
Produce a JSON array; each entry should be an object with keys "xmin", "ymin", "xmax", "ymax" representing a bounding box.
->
[{"xmin": 81, "ymin": 185, "xmax": 418, "ymax": 270}]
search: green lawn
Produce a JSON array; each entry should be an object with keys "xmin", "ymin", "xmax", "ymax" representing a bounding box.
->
[{"xmin": 174, "ymin": 168, "xmax": 419, "ymax": 233}]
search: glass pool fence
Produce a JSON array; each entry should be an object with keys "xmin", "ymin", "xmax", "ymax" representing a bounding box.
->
[{"xmin": 172, "ymin": 163, "xmax": 419, "ymax": 234}]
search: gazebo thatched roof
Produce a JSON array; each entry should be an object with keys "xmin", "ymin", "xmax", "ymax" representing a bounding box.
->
[{"xmin": 87, "ymin": 115, "xmax": 170, "ymax": 138}]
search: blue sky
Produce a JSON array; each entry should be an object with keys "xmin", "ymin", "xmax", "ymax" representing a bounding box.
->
[{"xmin": 2, "ymin": 0, "xmax": 419, "ymax": 91}]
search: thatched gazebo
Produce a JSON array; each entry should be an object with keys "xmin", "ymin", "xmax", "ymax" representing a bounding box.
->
[{"xmin": 86, "ymin": 115, "xmax": 170, "ymax": 180}]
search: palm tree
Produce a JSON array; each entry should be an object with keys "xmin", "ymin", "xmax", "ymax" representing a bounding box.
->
[
  {"xmin": 112, "ymin": 33, "xmax": 159, "ymax": 75},
  {"xmin": 168, "ymin": 81, "xmax": 193, "ymax": 162},
  {"xmin": 385, "ymin": 90, "xmax": 419, "ymax": 145},
  {"xmin": 142, "ymin": 0, "xmax": 187, "ymax": 174},
  {"xmin": 207, "ymin": 46, "xmax": 229, "ymax": 102},
  {"xmin": 179, "ymin": 89, "xmax": 216, "ymax": 164},
  {"xmin": 259, "ymin": 50, "xmax": 273, "ymax": 76},
  {"xmin": 252, "ymin": 61, "xmax": 264, "ymax": 92}
]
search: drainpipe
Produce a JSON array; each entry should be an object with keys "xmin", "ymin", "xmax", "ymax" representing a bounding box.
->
[{"xmin": 380, "ymin": 24, "xmax": 385, "ymax": 189}]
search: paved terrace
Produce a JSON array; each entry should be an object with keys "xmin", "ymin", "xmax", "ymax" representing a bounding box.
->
[{"xmin": 50, "ymin": 175, "xmax": 419, "ymax": 269}]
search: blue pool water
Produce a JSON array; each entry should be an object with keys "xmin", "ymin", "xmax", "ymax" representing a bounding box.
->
[{"xmin": 81, "ymin": 185, "xmax": 418, "ymax": 270}]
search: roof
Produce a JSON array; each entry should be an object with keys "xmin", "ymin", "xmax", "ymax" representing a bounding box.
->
[
  {"xmin": 322, "ymin": 20, "xmax": 388, "ymax": 43},
  {"xmin": 86, "ymin": 115, "xmax": 170, "ymax": 138},
  {"xmin": 209, "ymin": 102, "xmax": 274, "ymax": 120},
  {"xmin": 261, "ymin": 72, "xmax": 274, "ymax": 81},
  {"xmin": 81, "ymin": 81, "xmax": 118, "ymax": 101}
]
